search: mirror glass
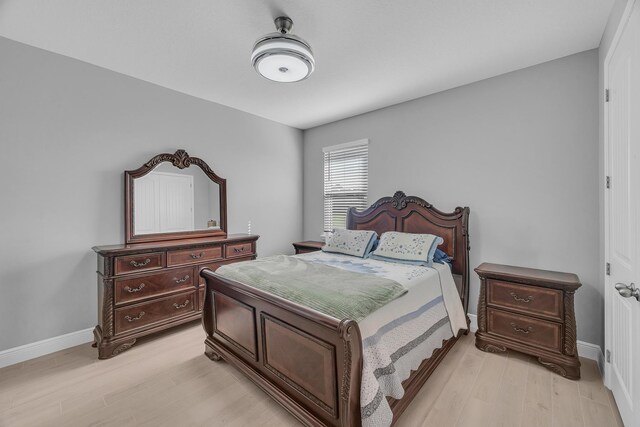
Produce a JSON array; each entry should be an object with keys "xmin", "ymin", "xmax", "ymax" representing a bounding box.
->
[{"xmin": 133, "ymin": 162, "xmax": 221, "ymax": 235}]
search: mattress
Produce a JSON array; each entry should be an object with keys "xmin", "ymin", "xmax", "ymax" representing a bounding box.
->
[{"xmin": 295, "ymin": 251, "xmax": 467, "ymax": 427}]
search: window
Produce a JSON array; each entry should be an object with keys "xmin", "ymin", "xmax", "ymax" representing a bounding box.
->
[{"xmin": 323, "ymin": 139, "xmax": 369, "ymax": 232}]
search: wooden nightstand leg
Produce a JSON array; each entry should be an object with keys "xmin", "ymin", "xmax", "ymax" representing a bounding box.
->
[
  {"xmin": 474, "ymin": 278, "xmax": 506, "ymax": 352},
  {"xmin": 97, "ymin": 338, "xmax": 137, "ymax": 359},
  {"xmin": 475, "ymin": 334, "xmax": 507, "ymax": 354},
  {"xmin": 538, "ymin": 357, "xmax": 568, "ymax": 377},
  {"xmin": 538, "ymin": 357, "xmax": 580, "ymax": 380}
]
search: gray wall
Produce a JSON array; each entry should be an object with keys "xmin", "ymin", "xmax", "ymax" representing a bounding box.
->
[
  {"xmin": 303, "ymin": 50, "xmax": 602, "ymax": 347},
  {"xmin": 0, "ymin": 37, "xmax": 303, "ymax": 351}
]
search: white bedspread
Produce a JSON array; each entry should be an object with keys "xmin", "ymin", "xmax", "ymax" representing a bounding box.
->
[{"xmin": 296, "ymin": 252, "xmax": 467, "ymax": 427}]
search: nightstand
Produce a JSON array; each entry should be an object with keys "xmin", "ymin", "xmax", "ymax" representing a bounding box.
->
[
  {"xmin": 475, "ymin": 263, "xmax": 581, "ymax": 379},
  {"xmin": 292, "ymin": 241, "xmax": 324, "ymax": 254}
]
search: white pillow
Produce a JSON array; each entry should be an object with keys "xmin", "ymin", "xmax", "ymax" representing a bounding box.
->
[
  {"xmin": 370, "ymin": 231, "xmax": 443, "ymax": 267},
  {"xmin": 322, "ymin": 229, "xmax": 378, "ymax": 258}
]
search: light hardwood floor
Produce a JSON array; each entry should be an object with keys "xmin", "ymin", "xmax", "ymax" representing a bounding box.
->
[{"xmin": 0, "ymin": 323, "xmax": 623, "ymax": 427}]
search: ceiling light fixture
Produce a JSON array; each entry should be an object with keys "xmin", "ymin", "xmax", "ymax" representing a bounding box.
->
[{"xmin": 251, "ymin": 16, "xmax": 315, "ymax": 83}]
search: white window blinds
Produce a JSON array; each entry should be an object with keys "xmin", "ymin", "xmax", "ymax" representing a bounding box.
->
[{"xmin": 323, "ymin": 140, "xmax": 369, "ymax": 232}]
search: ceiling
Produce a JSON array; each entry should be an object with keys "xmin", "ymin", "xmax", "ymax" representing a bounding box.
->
[{"xmin": 0, "ymin": 0, "xmax": 614, "ymax": 129}]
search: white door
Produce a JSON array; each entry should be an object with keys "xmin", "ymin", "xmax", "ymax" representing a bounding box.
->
[
  {"xmin": 133, "ymin": 171, "xmax": 195, "ymax": 234},
  {"xmin": 133, "ymin": 176, "xmax": 159, "ymax": 234},
  {"xmin": 158, "ymin": 173, "xmax": 194, "ymax": 233},
  {"xmin": 605, "ymin": 1, "xmax": 640, "ymax": 426}
]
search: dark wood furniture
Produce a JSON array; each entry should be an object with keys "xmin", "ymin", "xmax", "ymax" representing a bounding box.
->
[
  {"xmin": 93, "ymin": 235, "xmax": 257, "ymax": 359},
  {"xmin": 201, "ymin": 191, "xmax": 470, "ymax": 426},
  {"xmin": 92, "ymin": 150, "xmax": 257, "ymax": 359},
  {"xmin": 292, "ymin": 240, "xmax": 324, "ymax": 254},
  {"xmin": 475, "ymin": 263, "xmax": 581, "ymax": 379}
]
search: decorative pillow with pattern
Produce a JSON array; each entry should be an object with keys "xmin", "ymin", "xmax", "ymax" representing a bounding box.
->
[
  {"xmin": 321, "ymin": 229, "xmax": 378, "ymax": 258},
  {"xmin": 370, "ymin": 231, "xmax": 443, "ymax": 267}
]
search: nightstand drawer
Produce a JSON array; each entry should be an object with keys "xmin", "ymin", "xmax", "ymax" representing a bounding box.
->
[
  {"xmin": 487, "ymin": 308, "xmax": 562, "ymax": 353},
  {"xmin": 487, "ymin": 279, "xmax": 563, "ymax": 321},
  {"xmin": 292, "ymin": 241, "xmax": 325, "ymax": 254},
  {"xmin": 296, "ymin": 247, "xmax": 320, "ymax": 254}
]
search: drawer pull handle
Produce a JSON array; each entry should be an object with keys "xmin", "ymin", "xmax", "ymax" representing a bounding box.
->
[
  {"xmin": 510, "ymin": 292, "xmax": 533, "ymax": 303},
  {"xmin": 125, "ymin": 312, "xmax": 145, "ymax": 322},
  {"xmin": 124, "ymin": 283, "xmax": 146, "ymax": 293},
  {"xmin": 190, "ymin": 252, "xmax": 204, "ymax": 259},
  {"xmin": 510, "ymin": 322, "xmax": 533, "ymax": 334},
  {"xmin": 173, "ymin": 275, "xmax": 190, "ymax": 284},
  {"xmin": 233, "ymin": 247, "xmax": 245, "ymax": 253},
  {"xmin": 130, "ymin": 259, "xmax": 151, "ymax": 268},
  {"xmin": 173, "ymin": 300, "xmax": 190, "ymax": 309}
]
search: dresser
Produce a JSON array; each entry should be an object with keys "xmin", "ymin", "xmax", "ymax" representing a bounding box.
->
[
  {"xmin": 474, "ymin": 263, "xmax": 581, "ymax": 379},
  {"xmin": 292, "ymin": 240, "xmax": 324, "ymax": 254},
  {"xmin": 92, "ymin": 149, "xmax": 261, "ymax": 358},
  {"xmin": 93, "ymin": 234, "xmax": 258, "ymax": 358}
]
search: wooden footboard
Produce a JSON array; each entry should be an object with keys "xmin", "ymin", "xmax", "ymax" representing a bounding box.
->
[
  {"xmin": 201, "ymin": 269, "xmax": 363, "ymax": 427},
  {"xmin": 201, "ymin": 269, "xmax": 464, "ymax": 427}
]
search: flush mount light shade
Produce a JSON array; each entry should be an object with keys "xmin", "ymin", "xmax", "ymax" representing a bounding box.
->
[{"xmin": 251, "ymin": 17, "xmax": 315, "ymax": 83}]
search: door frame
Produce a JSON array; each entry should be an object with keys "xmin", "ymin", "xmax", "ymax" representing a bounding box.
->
[{"xmin": 603, "ymin": 0, "xmax": 637, "ymax": 389}]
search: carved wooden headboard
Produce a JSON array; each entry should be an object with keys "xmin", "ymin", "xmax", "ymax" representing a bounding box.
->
[{"xmin": 347, "ymin": 191, "xmax": 471, "ymax": 314}]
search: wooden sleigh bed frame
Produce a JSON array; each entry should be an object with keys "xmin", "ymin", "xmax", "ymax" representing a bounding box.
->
[{"xmin": 201, "ymin": 191, "xmax": 470, "ymax": 426}]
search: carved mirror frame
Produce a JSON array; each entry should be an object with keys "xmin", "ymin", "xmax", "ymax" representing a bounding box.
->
[{"xmin": 124, "ymin": 149, "xmax": 227, "ymax": 244}]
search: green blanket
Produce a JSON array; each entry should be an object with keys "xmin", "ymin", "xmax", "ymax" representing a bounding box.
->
[{"xmin": 216, "ymin": 255, "xmax": 407, "ymax": 322}]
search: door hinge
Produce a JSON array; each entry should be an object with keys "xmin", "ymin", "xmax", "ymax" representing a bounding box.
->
[
  {"xmin": 606, "ymin": 349, "xmax": 611, "ymax": 363},
  {"xmin": 606, "ymin": 263, "xmax": 611, "ymax": 276},
  {"xmin": 606, "ymin": 176, "xmax": 610, "ymax": 189},
  {"xmin": 606, "ymin": 89, "xmax": 610, "ymax": 102}
]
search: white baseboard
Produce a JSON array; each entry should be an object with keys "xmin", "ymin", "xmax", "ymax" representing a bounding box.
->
[
  {"xmin": 468, "ymin": 313, "xmax": 479, "ymax": 332},
  {"xmin": 0, "ymin": 316, "xmax": 607, "ymax": 375},
  {"xmin": 466, "ymin": 314, "xmax": 604, "ymax": 372},
  {"xmin": 0, "ymin": 328, "xmax": 94, "ymax": 369},
  {"xmin": 576, "ymin": 341, "xmax": 605, "ymax": 375}
]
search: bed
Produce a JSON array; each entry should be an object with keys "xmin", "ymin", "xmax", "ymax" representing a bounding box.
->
[{"xmin": 201, "ymin": 191, "xmax": 470, "ymax": 426}]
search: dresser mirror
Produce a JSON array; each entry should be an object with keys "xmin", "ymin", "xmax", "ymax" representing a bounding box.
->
[{"xmin": 125, "ymin": 150, "xmax": 227, "ymax": 244}]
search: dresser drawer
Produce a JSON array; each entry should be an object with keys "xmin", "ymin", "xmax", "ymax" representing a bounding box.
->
[
  {"xmin": 115, "ymin": 252, "xmax": 165, "ymax": 275},
  {"xmin": 197, "ymin": 262, "xmax": 224, "ymax": 287},
  {"xmin": 197, "ymin": 258, "xmax": 253, "ymax": 287},
  {"xmin": 225, "ymin": 241, "xmax": 254, "ymax": 258},
  {"xmin": 487, "ymin": 308, "xmax": 562, "ymax": 353},
  {"xmin": 114, "ymin": 267, "xmax": 195, "ymax": 305},
  {"xmin": 198, "ymin": 288, "xmax": 206, "ymax": 311},
  {"xmin": 487, "ymin": 279, "xmax": 563, "ymax": 321},
  {"xmin": 167, "ymin": 246, "xmax": 222, "ymax": 267},
  {"xmin": 115, "ymin": 291, "xmax": 196, "ymax": 334}
]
